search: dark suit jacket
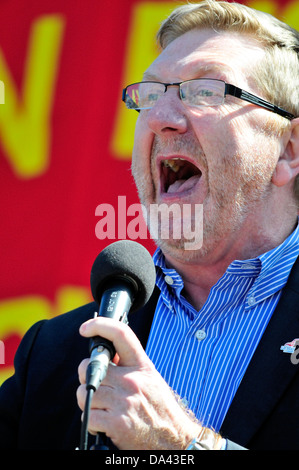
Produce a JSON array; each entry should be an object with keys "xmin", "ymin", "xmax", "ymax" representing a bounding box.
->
[{"xmin": 0, "ymin": 258, "xmax": 299, "ymax": 450}]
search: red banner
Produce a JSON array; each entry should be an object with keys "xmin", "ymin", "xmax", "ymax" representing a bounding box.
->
[{"xmin": 0, "ymin": 0, "xmax": 298, "ymax": 384}]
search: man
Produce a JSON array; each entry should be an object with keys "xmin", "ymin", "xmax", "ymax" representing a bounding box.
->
[{"xmin": 0, "ymin": 0, "xmax": 299, "ymax": 450}]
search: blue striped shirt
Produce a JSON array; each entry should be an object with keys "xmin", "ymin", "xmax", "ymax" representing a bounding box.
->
[{"xmin": 145, "ymin": 223, "xmax": 299, "ymax": 432}]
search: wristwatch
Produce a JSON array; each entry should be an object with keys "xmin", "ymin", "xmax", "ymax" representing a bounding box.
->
[{"xmin": 186, "ymin": 428, "xmax": 225, "ymax": 450}]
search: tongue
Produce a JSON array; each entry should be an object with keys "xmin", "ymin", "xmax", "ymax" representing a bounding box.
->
[{"xmin": 167, "ymin": 174, "xmax": 201, "ymax": 194}]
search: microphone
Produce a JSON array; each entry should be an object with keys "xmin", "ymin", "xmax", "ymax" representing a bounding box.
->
[{"xmin": 85, "ymin": 240, "xmax": 156, "ymax": 391}]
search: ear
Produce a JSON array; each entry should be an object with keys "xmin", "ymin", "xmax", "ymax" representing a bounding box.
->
[{"xmin": 272, "ymin": 118, "xmax": 299, "ymax": 187}]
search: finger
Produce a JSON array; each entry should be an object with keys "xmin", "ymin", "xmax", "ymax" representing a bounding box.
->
[
  {"xmin": 76, "ymin": 383, "xmax": 115, "ymax": 436},
  {"xmin": 77, "ymin": 381, "xmax": 113, "ymax": 411},
  {"xmin": 87, "ymin": 409, "xmax": 107, "ymax": 435},
  {"xmin": 78, "ymin": 358, "xmax": 90, "ymax": 385},
  {"xmin": 79, "ymin": 317, "xmax": 147, "ymax": 367},
  {"xmin": 76, "ymin": 383, "xmax": 88, "ymax": 411}
]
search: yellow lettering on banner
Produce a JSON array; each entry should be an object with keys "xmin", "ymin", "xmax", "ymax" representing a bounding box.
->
[
  {"xmin": 0, "ymin": 285, "xmax": 91, "ymax": 384},
  {"xmin": 283, "ymin": 0, "xmax": 299, "ymax": 30},
  {"xmin": 0, "ymin": 81, "xmax": 4, "ymax": 104},
  {"xmin": 0, "ymin": 15, "xmax": 65, "ymax": 178},
  {"xmin": 247, "ymin": 0, "xmax": 278, "ymax": 16},
  {"xmin": 111, "ymin": 2, "xmax": 179, "ymax": 160},
  {"xmin": 248, "ymin": 0, "xmax": 299, "ymax": 30}
]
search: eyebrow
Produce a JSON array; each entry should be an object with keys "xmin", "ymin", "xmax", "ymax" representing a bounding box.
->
[
  {"xmin": 142, "ymin": 72, "xmax": 159, "ymax": 81},
  {"xmin": 142, "ymin": 63, "xmax": 234, "ymax": 83},
  {"xmin": 192, "ymin": 63, "xmax": 233, "ymax": 78}
]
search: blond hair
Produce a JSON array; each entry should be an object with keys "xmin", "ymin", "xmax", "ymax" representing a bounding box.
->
[{"xmin": 157, "ymin": 0, "xmax": 299, "ymax": 201}]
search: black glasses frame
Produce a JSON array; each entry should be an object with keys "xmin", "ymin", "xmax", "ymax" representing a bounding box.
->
[{"xmin": 122, "ymin": 79, "xmax": 295, "ymax": 120}]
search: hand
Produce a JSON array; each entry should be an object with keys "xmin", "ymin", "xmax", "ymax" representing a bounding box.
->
[{"xmin": 76, "ymin": 317, "xmax": 202, "ymax": 450}]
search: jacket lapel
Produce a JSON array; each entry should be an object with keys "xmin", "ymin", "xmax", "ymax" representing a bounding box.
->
[{"xmin": 221, "ymin": 257, "xmax": 299, "ymax": 446}]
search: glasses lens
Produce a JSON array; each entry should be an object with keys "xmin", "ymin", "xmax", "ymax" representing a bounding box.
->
[
  {"xmin": 124, "ymin": 82, "xmax": 165, "ymax": 110},
  {"xmin": 180, "ymin": 79, "xmax": 225, "ymax": 107}
]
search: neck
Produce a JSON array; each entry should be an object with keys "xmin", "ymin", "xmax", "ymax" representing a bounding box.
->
[{"xmin": 163, "ymin": 211, "xmax": 298, "ymax": 311}]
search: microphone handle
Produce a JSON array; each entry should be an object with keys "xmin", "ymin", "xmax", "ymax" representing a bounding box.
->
[{"xmin": 87, "ymin": 281, "xmax": 135, "ymax": 391}]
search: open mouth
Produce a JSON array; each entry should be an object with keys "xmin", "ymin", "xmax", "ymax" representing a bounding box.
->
[{"xmin": 160, "ymin": 158, "xmax": 202, "ymax": 194}]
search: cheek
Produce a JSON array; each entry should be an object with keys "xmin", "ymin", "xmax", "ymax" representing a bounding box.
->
[
  {"xmin": 188, "ymin": 111, "xmax": 239, "ymax": 177},
  {"xmin": 131, "ymin": 116, "xmax": 156, "ymax": 202},
  {"xmin": 132, "ymin": 118, "xmax": 151, "ymax": 174},
  {"xmin": 188, "ymin": 106, "xmax": 240, "ymax": 152},
  {"xmin": 200, "ymin": 113, "xmax": 278, "ymax": 194}
]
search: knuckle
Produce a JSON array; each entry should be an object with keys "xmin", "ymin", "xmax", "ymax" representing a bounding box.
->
[
  {"xmin": 114, "ymin": 322, "xmax": 130, "ymax": 342},
  {"xmin": 123, "ymin": 373, "xmax": 141, "ymax": 394}
]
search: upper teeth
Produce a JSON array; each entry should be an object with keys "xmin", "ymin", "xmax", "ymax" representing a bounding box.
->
[{"xmin": 163, "ymin": 158, "xmax": 182, "ymax": 172}]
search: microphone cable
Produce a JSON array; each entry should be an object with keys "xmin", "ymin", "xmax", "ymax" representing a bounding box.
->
[
  {"xmin": 79, "ymin": 386, "xmax": 94, "ymax": 450},
  {"xmin": 79, "ymin": 381, "xmax": 112, "ymax": 450},
  {"xmin": 79, "ymin": 343, "xmax": 113, "ymax": 450}
]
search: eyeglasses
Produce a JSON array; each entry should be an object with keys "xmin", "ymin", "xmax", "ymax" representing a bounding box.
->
[{"xmin": 122, "ymin": 78, "xmax": 295, "ymax": 120}]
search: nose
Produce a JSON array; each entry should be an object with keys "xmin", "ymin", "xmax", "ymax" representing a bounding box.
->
[{"xmin": 145, "ymin": 87, "xmax": 188, "ymax": 135}]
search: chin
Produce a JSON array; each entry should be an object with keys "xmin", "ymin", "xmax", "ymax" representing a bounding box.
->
[{"xmin": 153, "ymin": 235, "xmax": 209, "ymax": 264}]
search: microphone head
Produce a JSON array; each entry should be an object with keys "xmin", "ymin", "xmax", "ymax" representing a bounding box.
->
[{"xmin": 90, "ymin": 240, "xmax": 156, "ymax": 312}]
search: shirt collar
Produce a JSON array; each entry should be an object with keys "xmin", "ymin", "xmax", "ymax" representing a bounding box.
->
[
  {"xmin": 153, "ymin": 220, "xmax": 299, "ymax": 306},
  {"xmin": 153, "ymin": 249, "xmax": 184, "ymax": 308}
]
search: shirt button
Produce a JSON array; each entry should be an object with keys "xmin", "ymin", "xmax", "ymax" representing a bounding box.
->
[
  {"xmin": 164, "ymin": 275, "xmax": 174, "ymax": 285},
  {"xmin": 195, "ymin": 329, "xmax": 206, "ymax": 341},
  {"xmin": 180, "ymin": 397, "xmax": 189, "ymax": 408},
  {"xmin": 241, "ymin": 263, "xmax": 253, "ymax": 269},
  {"xmin": 248, "ymin": 294, "xmax": 256, "ymax": 306}
]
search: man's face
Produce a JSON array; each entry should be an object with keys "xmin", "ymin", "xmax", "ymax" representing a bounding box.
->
[{"xmin": 132, "ymin": 29, "xmax": 283, "ymax": 262}]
